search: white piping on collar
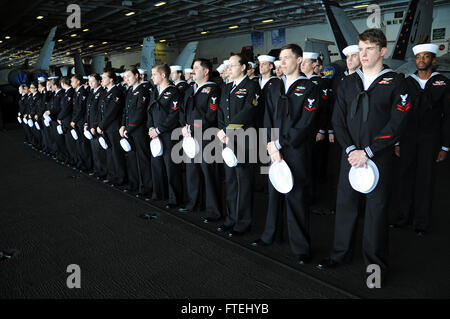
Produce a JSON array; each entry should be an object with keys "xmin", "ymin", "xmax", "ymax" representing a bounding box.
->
[
  {"xmin": 356, "ymin": 68, "xmax": 394, "ymax": 89},
  {"xmin": 282, "ymin": 75, "xmax": 308, "ymax": 94},
  {"xmin": 408, "ymin": 72, "xmax": 441, "ymax": 87}
]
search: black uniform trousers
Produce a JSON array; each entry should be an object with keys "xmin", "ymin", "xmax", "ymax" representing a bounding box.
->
[
  {"xmin": 151, "ymin": 132, "xmax": 182, "ymax": 205},
  {"xmin": 23, "ymin": 121, "xmax": 32, "ymax": 144},
  {"xmin": 29, "ymin": 121, "xmax": 42, "ymax": 148},
  {"xmin": 104, "ymin": 129, "xmax": 126, "ymax": 185},
  {"xmin": 40, "ymin": 119, "xmax": 52, "ymax": 152},
  {"xmin": 223, "ymin": 162, "xmax": 254, "ymax": 232},
  {"xmin": 51, "ymin": 122, "xmax": 68, "ymax": 161},
  {"xmin": 43, "ymin": 121, "xmax": 56, "ymax": 154},
  {"xmin": 185, "ymin": 152, "xmax": 221, "ymax": 219},
  {"xmin": 396, "ymin": 136, "xmax": 439, "ymax": 231},
  {"xmin": 326, "ymin": 140, "xmax": 342, "ymax": 211},
  {"xmin": 330, "ymin": 149, "xmax": 394, "ymax": 270},
  {"xmin": 64, "ymin": 125, "xmax": 78, "ymax": 165},
  {"xmin": 308, "ymin": 134, "xmax": 330, "ymax": 209},
  {"xmin": 90, "ymin": 135, "xmax": 107, "ymax": 178},
  {"xmin": 75, "ymin": 125, "xmax": 93, "ymax": 170},
  {"xmin": 125, "ymin": 129, "xmax": 153, "ymax": 195},
  {"xmin": 260, "ymin": 145, "xmax": 312, "ymax": 256}
]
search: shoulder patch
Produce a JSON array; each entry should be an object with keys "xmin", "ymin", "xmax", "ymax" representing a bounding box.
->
[
  {"xmin": 378, "ymin": 78, "xmax": 393, "ymax": 85},
  {"xmin": 432, "ymin": 80, "xmax": 446, "ymax": 86},
  {"xmin": 201, "ymin": 87, "xmax": 211, "ymax": 94}
]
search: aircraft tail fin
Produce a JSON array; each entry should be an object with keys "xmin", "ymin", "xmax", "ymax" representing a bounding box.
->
[
  {"xmin": 174, "ymin": 41, "xmax": 199, "ymax": 70},
  {"xmin": 391, "ymin": 0, "xmax": 433, "ymax": 61},
  {"xmin": 305, "ymin": 38, "xmax": 335, "ymax": 66},
  {"xmin": 140, "ymin": 36, "xmax": 156, "ymax": 71},
  {"xmin": 34, "ymin": 26, "xmax": 57, "ymax": 70},
  {"xmin": 323, "ymin": 0, "xmax": 359, "ymax": 59}
]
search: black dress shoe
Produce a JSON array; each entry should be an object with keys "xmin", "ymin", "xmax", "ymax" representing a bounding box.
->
[
  {"xmin": 227, "ymin": 229, "xmax": 248, "ymax": 238},
  {"xmin": 415, "ymin": 229, "xmax": 426, "ymax": 236},
  {"xmin": 165, "ymin": 203, "xmax": 177, "ymax": 209},
  {"xmin": 88, "ymin": 172, "xmax": 95, "ymax": 176},
  {"xmin": 178, "ymin": 207, "xmax": 192, "ymax": 213},
  {"xmin": 317, "ymin": 258, "xmax": 340, "ymax": 270},
  {"xmin": 217, "ymin": 224, "xmax": 233, "ymax": 232},
  {"xmin": 102, "ymin": 179, "xmax": 110, "ymax": 184},
  {"xmin": 202, "ymin": 216, "xmax": 220, "ymax": 223},
  {"xmin": 251, "ymin": 239, "xmax": 270, "ymax": 247},
  {"xmin": 389, "ymin": 223, "xmax": 408, "ymax": 229},
  {"xmin": 297, "ymin": 255, "xmax": 311, "ymax": 265}
]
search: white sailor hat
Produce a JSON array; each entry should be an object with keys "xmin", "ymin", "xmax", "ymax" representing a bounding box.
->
[
  {"xmin": 269, "ymin": 160, "xmax": 294, "ymax": 194},
  {"xmin": 115, "ymin": 73, "xmax": 121, "ymax": 77},
  {"xmin": 48, "ymin": 76, "xmax": 59, "ymax": 80},
  {"xmin": 71, "ymin": 129, "xmax": 79, "ymax": 140},
  {"xmin": 217, "ymin": 64, "xmax": 225, "ymax": 73},
  {"xmin": 258, "ymin": 55, "xmax": 276, "ymax": 63},
  {"xmin": 82, "ymin": 76, "xmax": 89, "ymax": 80},
  {"xmin": 248, "ymin": 62, "xmax": 256, "ymax": 69},
  {"xmin": 412, "ymin": 43, "xmax": 438, "ymax": 56},
  {"xmin": 84, "ymin": 130, "xmax": 93, "ymax": 140},
  {"xmin": 342, "ymin": 45, "xmax": 360, "ymax": 56},
  {"xmin": 274, "ymin": 60, "xmax": 281, "ymax": 67},
  {"xmin": 170, "ymin": 65, "xmax": 183, "ymax": 72},
  {"xmin": 37, "ymin": 77, "xmax": 46, "ymax": 82},
  {"xmin": 138, "ymin": 68, "xmax": 147, "ymax": 75},
  {"xmin": 222, "ymin": 147, "xmax": 238, "ymax": 168},
  {"xmin": 348, "ymin": 159, "xmax": 380, "ymax": 194},
  {"xmin": 182, "ymin": 137, "xmax": 199, "ymax": 159},
  {"xmin": 223, "ymin": 60, "xmax": 230, "ymax": 66},
  {"xmin": 120, "ymin": 72, "xmax": 126, "ymax": 77},
  {"xmin": 184, "ymin": 68, "xmax": 193, "ymax": 73},
  {"xmin": 98, "ymin": 136, "xmax": 109, "ymax": 149},
  {"xmin": 303, "ymin": 52, "xmax": 319, "ymax": 60},
  {"xmin": 150, "ymin": 137, "xmax": 163, "ymax": 157},
  {"xmin": 120, "ymin": 138, "xmax": 132, "ymax": 152}
]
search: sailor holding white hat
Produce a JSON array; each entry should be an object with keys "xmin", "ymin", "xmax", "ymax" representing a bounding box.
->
[
  {"xmin": 97, "ymin": 70, "xmax": 127, "ymax": 186},
  {"xmin": 56, "ymin": 76, "xmax": 77, "ymax": 166},
  {"xmin": 391, "ymin": 43, "xmax": 449, "ymax": 235},
  {"xmin": 37, "ymin": 78, "xmax": 53, "ymax": 154},
  {"xmin": 85, "ymin": 73, "xmax": 108, "ymax": 179},
  {"xmin": 178, "ymin": 58, "xmax": 222, "ymax": 220},
  {"xmin": 318, "ymin": 29, "xmax": 411, "ymax": 277},
  {"xmin": 148, "ymin": 64, "xmax": 183, "ymax": 208},
  {"xmin": 252, "ymin": 44, "xmax": 319, "ymax": 264},
  {"xmin": 71, "ymin": 74, "xmax": 93, "ymax": 171},
  {"xmin": 216, "ymin": 53, "xmax": 261, "ymax": 237}
]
